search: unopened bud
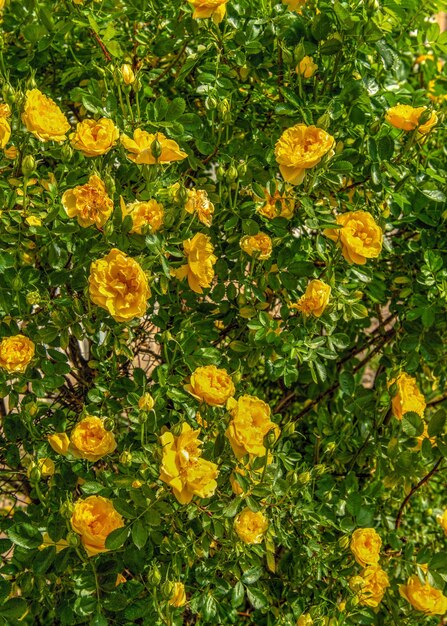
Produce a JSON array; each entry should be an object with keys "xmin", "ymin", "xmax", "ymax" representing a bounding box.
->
[
  {"xmin": 27, "ymin": 464, "xmax": 41, "ymax": 482},
  {"xmin": 237, "ymin": 161, "xmax": 247, "ymax": 177},
  {"xmin": 150, "ymin": 137, "xmax": 162, "ymax": 160},
  {"xmin": 119, "ymin": 451, "xmax": 133, "ymax": 466},
  {"xmin": 103, "ymin": 418, "xmax": 115, "ymax": 432},
  {"xmin": 60, "ymin": 501, "xmax": 74, "ymax": 517},
  {"xmin": 314, "ymin": 464, "xmax": 326, "ymax": 475},
  {"xmin": 205, "ymin": 96, "xmax": 218, "ymax": 110},
  {"xmin": 316, "ymin": 113, "xmax": 331, "ymax": 130},
  {"xmin": 338, "ymin": 535, "xmax": 350, "ymax": 549},
  {"xmin": 264, "ymin": 428, "xmax": 277, "ymax": 450},
  {"xmin": 138, "ymin": 393, "xmax": 154, "ymax": 412},
  {"xmin": 61, "ymin": 144, "xmax": 73, "ymax": 163},
  {"xmin": 171, "ymin": 423, "xmax": 183, "ymax": 437},
  {"xmin": 66, "ymin": 532, "xmax": 80, "ymax": 548},
  {"xmin": 216, "ymin": 165, "xmax": 226, "ymax": 181},
  {"xmin": 121, "ymin": 64, "xmax": 135, "ymax": 85},
  {"xmin": 297, "ymin": 471, "xmax": 312, "ymax": 485},
  {"xmin": 22, "ymin": 155, "xmax": 36, "ymax": 178},
  {"xmin": 147, "ymin": 565, "xmax": 162, "ymax": 586},
  {"xmin": 226, "ymin": 165, "xmax": 238, "ymax": 182},
  {"xmin": 161, "ymin": 581, "xmax": 175, "ymax": 599}
]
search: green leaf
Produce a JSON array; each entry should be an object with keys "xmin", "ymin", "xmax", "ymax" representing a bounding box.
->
[
  {"xmin": 242, "ymin": 566, "xmax": 262, "ymax": 585},
  {"xmin": 132, "ymin": 519, "xmax": 148, "ymax": 550},
  {"xmin": 428, "ymin": 410, "xmax": 446, "ymax": 437},
  {"xmin": 0, "ymin": 598, "xmax": 28, "ymax": 620},
  {"xmin": 165, "ymin": 98, "xmax": 186, "ymax": 121},
  {"xmin": 104, "ymin": 526, "xmax": 129, "ymax": 550},
  {"xmin": 401, "ymin": 412, "xmax": 424, "ymax": 437},
  {"xmin": 247, "ymin": 587, "xmax": 268, "ymax": 609},
  {"xmin": 222, "ymin": 498, "xmax": 241, "ymax": 518},
  {"xmin": 7, "ymin": 523, "xmax": 43, "ymax": 549},
  {"xmin": 231, "ymin": 581, "xmax": 245, "ymax": 608},
  {"xmin": 339, "ymin": 371, "xmax": 355, "ymax": 395},
  {"xmin": 420, "ymin": 189, "xmax": 446, "ymax": 203}
]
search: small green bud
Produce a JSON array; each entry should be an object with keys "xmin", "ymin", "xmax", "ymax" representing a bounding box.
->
[
  {"xmin": 316, "ymin": 113, "xmax": 331, "ymax": 130},
  {"xmin": 61, "ymin": 144, "xmax": 73, "ymax": 163},
  {"xmin": 314, "ymin": 463, "xmax": 327, "ymax": 475},
  {"xmin": 171, "ymin": 422, "xmax": 183, "ymax": 436},
  {"xmin": 297, "ymin": 471, "xmax": 312, "ymax": 485},
  {"xmin": 60, "ymin": 501, "xmax": 74, "ymax": 517},
  {"xmin": 119, "ymin": 451, "xmax": 133, "ymax": 466},
  {"xmin": 226, "ymin": 165, "xmax": 238, "ymax": 182},
  {"xmin": 147, "ymin": 564, "xmax": 162, "ymax": 586},
  {"xmin": 237, "ymin": 161, "xmax": 247, "ymax": 177},
  {"xmin": 103, "ymin": 418, "xmax": 115, "ymax": 432},
  {"xmin": 66, "ymin": 532, "xmax": 80, "ymax": 548},
  {"xmin": 205, "ymin": 96, "xmax": 218, "ymax": 110},
  {"xmin": 26, "ymin": 291, "xmax": 41, "ymax": 306},
  {"xmin": 27, "ymin": 464, "xmax": 41, "ymax": 482},
  {"xmin": 150, "ymin": 137, "xmax": 162, "ymax": 160},
  {"xmin": 177, "ymin": 185, "xmax": 188, "ymax": 205},
  {"xmin": 216, "ymin": 165, "xmax": 226, "ymax": 181},
  {"xmin": 22, "ymin": 155, "xmax": 36, "ymax": 178},
  {"xmin": 264, "ymin": 428, "xmax": 277, "ymax": 450},
  {"xmin": 161, "ymin": 581, "xmax": 175, "ymax": 599},
  {"xmin": 338, "ymin": 535, "xmax": 350, "ymax": 549}
]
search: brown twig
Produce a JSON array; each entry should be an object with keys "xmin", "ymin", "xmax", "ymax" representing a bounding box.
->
[
  {"xmin": 395, "ymin": 458, "xmax": 443, "ymax": 530},
  {"xmin": 90, "ymin": 29, "xmax": 112, "ymax": 63}
]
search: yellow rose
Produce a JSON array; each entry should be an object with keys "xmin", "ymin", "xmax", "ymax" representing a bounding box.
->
[
  {"xmin": 437, "ymin": 510, "xmax": 447, "ymax": 535},
  {"xmin": 159, "ymin": 423, "xmax": 219, "ymax": 504},
  {"xmin": 282, "ymin": 0, "xmax": 307, "ymax": 12},
  {"xmin": 0, "ymin": 117, "xmax": 11, "ymax": 149},
  {"xmin": 169, "ymin": 582, "xmax": 187, "ymax": 607},
  {"xmin": 48, "ymin": 432, "xmax": 70, "ymax": 455},
  {"xmin": 390, "ymin": 372, "xmax": 426, "ymax": 420},
  {"xmin": 22, "ymin": 89, "xmax": 70, "ymax": 142},
  {"xmin": 257, "ymin": 186, "xmax": 295, "ymax": 220},
  {"xmin": 291, "ymin": 279, "xmax": 331, "ymax": 317},
  {"xmin": 385, "ymin": 104, "xmax": 437, "ymax": 134},
  {"xmin": 349, "ymin": 565, "xmax": 390, "ymax": 607},
  {"xmin": 138, "ymin": 392, "xmax": 155, "ymax": 411},
  {"xmin": 119, "ymin": 196, "xmax": 164, "ymax": 234},
  {"xmin": 69, "ymin": 416, "xmax": 117, "ymax": 462},
  {"xmin": 399, "ymin": 575, "xmax": 447, "ymax": 616},
  {"xmin": 4, "ymin": 145, "xmax": 18, "ymax": 159},
  {"xmin": 226, "ymin": 395, "xmax": 280, "ymax": 459},
  {"xmin": 297, "ymin": 56, "xmax": 318, "ymax": 78},
  {"xmin": 70, "ymin": 118, "xmax": 119, "ymax": 157},
  {"xmin": 171, "ymin": 233, "xmax": 217, "ymax": 294},
  {"xmin": 121, "ymin": 129, "xmax": 187, "ymax": 165},
  {"xmin": 0, "ymin": 103, "xmax": 11, "ymax": 118},
  {"xmin": 240, "ymin": 233, "xmax": 272, "ymax": 260},
  {"xmin": 275, "ymin": 124, "xmax": 334, "ymax": 185},
  {"xmin": 428, "ymin": 79, "xmax": 447, "ymax": 103},
  {"xmin": 185, "ymin": 189, "xmax": 215, "ymax": 227},
  {"xmin": 0, "ymin": 334, "xmax": 35, "ymax": 373},
  {"xmin": 324, "ymin": 211, "xmax": 383, "ymax": 265},
  {"xmin": 38, "ymin": 457, "xmax": 55, "ymax": 477},
  {"xmin": 350, "ymin": 528, "xmax": 381, "ymax": 567},
  {"xmin": 71, "ymin": 496, "xmax": 124, "ymax": 557},
  {"xmin": 121, "ymin": 64, "xmax": 135, "ymax": 85},
  {"xmin": 188, "ymin": 0, "xmax": 228, "ymax": 24},
  {"xmin": 39, "ymin": 532, "xmax": 69, "ymax": 553},
  {"xmin": 297, "ymin": 615, "xmax": 313, "ymax": 626},
  {"xmin": 62, "ymin": 175, "xmax": 113, "ymax": 229},
  {"xmin": 89, "ymin": 248, "xmax": 151, "ymax": 322},
  {"xmin": 234, "ymin": 507, "xmax": 268, "ymax": 544},
  {"xmin": 186, "ymin": 365, "xmax": 235, "ymax": 406}
]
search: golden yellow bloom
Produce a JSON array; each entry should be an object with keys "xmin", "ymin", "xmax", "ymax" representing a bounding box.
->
[
  {"xmin": 282, "ymin": 0, "xmax": 306, "ymax": 11},
  {"xmin": 291, "ymin": 279, "xmax": 331, "ymax": 317},
  {"xmin": 138, "ymin": 392, "xmax": 155, "ymax": 411},
  {"xmin": 62, "ymin": 175, "xmax": 113, "ymax": 229},
  {"xmin": 437, "ymin": 510, "xmax": 447, "ymax": 535},
  {"xmin": 0, "ymin": 118, "xmax": 11, "ymax": 149},
  {"xmin": 48, "ymin": 432, "xmax": 70, "ymax": 455},
  {"xmin": 324, "ymin": 211, "xmax": 383, "ymax": 265},
  {"xmin": 119, "ymin": 197, "xmax": 164, "ymax": 234},
  {"xmin": 69, "ymin": 416, "xmax": 116, "ymax": 462},
  {"xmin": 115, "ymin": 573, "xmax": 126, "ymax": 586},
  {"xmin": 275, "ymin": 124, "xmax": 334, "ymax": 185},
  {"xmin": 159, "ymin": 423, "xmax": 219, "ymax": 504},
  {"xmin": 298, "ymin": 56, "xmax": 318, "ymax": 78},
  {"xmin": 169, "ymin": 582, "xmax": 187, "ymax": 607},
  {"xmin": 39, "ymin": 532, "xmax": 69, "ymax": 553},
  {"xmin": 390, "ymin": 372, "xmax": 426, "ymax": 420},
  {"xmin": 70, "ymin": 118, "xmax": 119, "ymax": 157},
  {"xmin": 4, "ymin": 145, "xmax": 18, "ymax": 159},
  {"xmin": 22, "ymin": 89, "xmax": 70, "ymax": 142},
  {"xmin": 399, "ymin": 575, "xmax": 447, "ymax": 616},
  {"xmin": 121, "ymin": 64, "xmax": 135, "ymax": 85},
  {"xmin": 226, "ymin": 395, "xmax": 280, "ymax": 459},
  {"xmin": 171, "ymin": 233, "xmax": 217, "ymax": 294},
  {"xmin": 38, "ymin": 457, "xmax": 55, "ymax": 477},
  {"xmin": 71, "ymin": 496, "xmax": 124, "ymax": 557},
  {"xmin": 257, "ymin": 186, "xmax": 295, "ymax": 220},
  {"xmin": 297, "ymin": 615, "xmax": 313, "ymax": 626},
  {"xmin": 385, "ymin": 104, "xmax": 437, "ymax": 134},
  {"xmin": 189, "ymin": 0, "xmax": 228, "ymax": 24},
  {"xmin": 121, "ymin": 129, "xmax": 187, "ymax": 165},
  {"xmin": 25, "ymin": 216, "xmax": 42, "ymax": 227},
  {"xmin": 0, "ymin": 103, "xmax": 10, "ymax": 118},
  {"xmin": 186, "ymin": 365, "xmax": 235, "ymax": 406},
  {"xmin": 240, "ymin": 233, "xmax": 272, "ymax": 260},
  {"xmin": 350, "ymin": 528, "xmax": 381, "ymax": 567},
  {"xmin": 185, "ymin": 189, "xmax": 215, "ymax": 227},
  {"xmin": 350, "ymin": 565, "xmax": 390, "ymax": 607},
  {"xmin": 234, "ymin": 508, "xmax": 268, "ymax": 544},
  {"xmin": 89, "ymin": 248, "xmax": 151, "ymax": 322},
  {"xmin": 0, "ymin": 334, "xmax": 35, "ymax": 373},
  {"xmin": 428, "ymin": 79, "xmax": 447, "ymax": 103}
]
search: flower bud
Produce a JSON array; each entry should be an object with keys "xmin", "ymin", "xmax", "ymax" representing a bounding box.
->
[
  {"xmin": 27, "ymin": 464, "xmax": 41, "ymax": 482},
  {"xmin": 264, "ymin": 428, "xmax": 277, "ymax": 450},
  {"xmin": 121, "ymin": 63, "xmax": 135, "ymax": 85},
  {"xmin": 2, "ymin": 84, "xmax": 16, "ymax": 105},
  {"xmin": 119, "ymin": 451, "xmax": 133, "ymax": 466},
  {"xmin": 4, "ymin": 146, "xmax": 18, "ymax": 160},
  {"xmin": 60, "ymin": 501, "xmax": 74, "ymax": 517},
  {"xmin": 138, "ymin": 393, "xmax": 154, "ymax": 412},
  {"xmin": 38, "ymin": 457, "xmax": 55, "ymax": 477},
  {"xmin": 205, "ymin": 96, "xmax": 218, "ymax": 110},
  {"xmin": 297, "ymin": 471, "xmax": 312, "ymax": 485},
  {"xmin": 338, "ymin": 535, "xmax": 350, "ymax": 549},
  {"xmin": 316, "ymin": 113, "xmax": 331, "ymax": 130},
  {"xmin": 314, "ymin": 464, "xmax": 327, "ymax": 475},
  {"xmin": 22, "ymin": 155, "xmax": 36, "ymax": 178},
  {"xmin": 161, "ymin": 580, "xmax": 174, "ymax": 598},
  {"xmin": 237, "ymin": 161, "xmax": 247, "ymax": 177},
  {"xmin": 61, "ymin": 144, "xmax": 73, "ymax": 163},
  {"xmin": 150, "ymin": 138, "xmax": 162, "ymax": 160},
  {"xmin": 66, "ymin": 531, "xmax": 80, "ymax": 548},
  {"xmin": 147, "ymin": 564, "xmax": 162, "ymax": 586},
  {"xmin": 103, "ymin": 417, "xmax": 115, "ymax": 432},
  {"xmin": 216, "ymin": 165, "xmax": 226, "ymax": 181},
  {"xmin": 218, "ymin": 99, "xmax": 230, "ymax": 115},
  {"xmin": 171, "ymin": 422, "xmax": 183, "ymax": 436},
  {"xmin": 226, "ymin": 165, "xmax": 238, "ymax": 182}
]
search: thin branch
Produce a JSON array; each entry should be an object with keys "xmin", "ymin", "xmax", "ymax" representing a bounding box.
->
[
  {"xmin": 395, "ymin": 458, "xmax": 443, "ymax": 530},
  {"xmin": 90, "ymin": 29, "xmax": 112, "ymax": 63}
]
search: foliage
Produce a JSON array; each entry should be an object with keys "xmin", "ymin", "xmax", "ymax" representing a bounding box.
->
[{"xmin": 0, "ymin": 0, "xmax": 447, "ymax": 624}]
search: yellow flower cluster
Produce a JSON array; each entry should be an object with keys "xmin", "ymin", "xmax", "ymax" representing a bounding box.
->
[
  {"xmin": 349, "ymin": 528, "xmax": 389, "ymax": 607},
  {"xmin": 159, "ymin": 423, "xmax": 219, "ymax": 504}
]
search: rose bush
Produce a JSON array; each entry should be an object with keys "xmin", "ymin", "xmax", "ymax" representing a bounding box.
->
[{"xmin": 0, "ymin": 0, "xmax": 446, "ymax": 625}]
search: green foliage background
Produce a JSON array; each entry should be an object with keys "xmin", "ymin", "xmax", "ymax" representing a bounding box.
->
[{"xmin": 0, "ymin": 0, "xmax": 447, "ymax": 624}]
